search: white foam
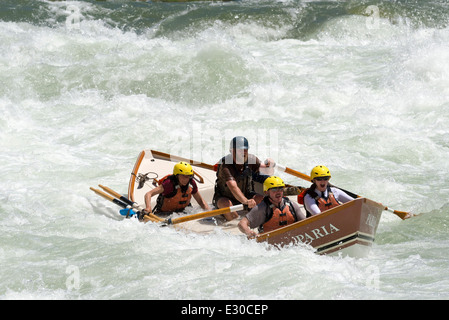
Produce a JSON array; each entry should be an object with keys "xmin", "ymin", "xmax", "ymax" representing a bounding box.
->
[{"xmin": 1, "ymin": 2, "xmax": 449, "ymax": 300}]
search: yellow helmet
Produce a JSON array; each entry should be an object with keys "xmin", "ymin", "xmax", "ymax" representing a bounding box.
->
[
  {"xmin": 310, "ymin": 165, "xmax": 331, "ymax": 181},
  {"xmin": 263, "ymin": 176, "xmax": 285, "ymax": 192},
  {"xmin": 173, "ymin": 161, "xmax": 193, "ymax": 176}
]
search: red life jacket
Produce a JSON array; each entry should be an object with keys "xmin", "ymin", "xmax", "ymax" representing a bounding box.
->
[
  {"xmin": 261, "ymin": 197, "xmax": 297, "ymax": 233},
  {"xmin": 297, "ymin": 189, "xmax": 307, "ymax": 205},
  {"xmin": 155, "ymin": 175, "xmax": 193, "ymax": 213}
]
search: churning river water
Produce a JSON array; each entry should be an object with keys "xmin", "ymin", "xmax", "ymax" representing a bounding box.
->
[{"xmin": 1, "ymin": 0, "xmax": 449, "ymax": 301}]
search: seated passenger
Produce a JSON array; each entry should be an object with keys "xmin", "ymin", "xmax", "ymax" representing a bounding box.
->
[
  {"xmin": 142, "ymin": 161, "xmax": 210, "ymax": 217},
  {"xmin": 238, "ymin": 176, "xmax": 306, "ymax": 238},
  {"xmin": 302, "ymin": 165, "xmax": 354, "ymax": 217}
]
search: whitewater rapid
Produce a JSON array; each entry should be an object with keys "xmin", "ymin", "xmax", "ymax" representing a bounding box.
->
[{"xmin": 1, "ymin": 0, "xmax": 448, "ymax": 300}]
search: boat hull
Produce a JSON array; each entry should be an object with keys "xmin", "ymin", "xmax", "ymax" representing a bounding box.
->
[{"xmin": 256, "ymin": 197, "xmax": 384, "ymax": 257}]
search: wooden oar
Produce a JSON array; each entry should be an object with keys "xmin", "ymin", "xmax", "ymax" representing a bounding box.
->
[
  {"xmin": 151, "ymin": 150, "xmax": 215, "ymax": 171},
  {"xmin": 150, "ymin": 151, "xmax": 412, "ymax": 219},
  {"xmin": 326, "ymin": 185, "xmax": 411, "ymax": 220},
  {"xmin": 95, "ymin": 184, "xmax": 247, "ymax": 225},
  {"xmin": 90, "ymin": 187, "xmax": 161, "ymax": 223},
  {"xmin": 90, "ymin": 187, "xmax": 129, "ymax": 210},
  {"xmin": 275, "ymin": 164, "xmax": 412, "ymax": 220},
  {"xmin": 166, "ymin": 204, "xmax": 245, "ymax": 225},
  {"xmin": 275, "ymin": 164, "xmax": 310, "ymax": 181},
  {"xmin": 98, "ymin": 185, "xmax": 164, "ymax": 222}
]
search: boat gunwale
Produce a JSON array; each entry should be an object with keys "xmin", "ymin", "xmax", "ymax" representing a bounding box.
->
[
  {"xmin": 128, "ymin": 150, "xmax": 146, "ymax": 203},
  {"xmin": 256, "ymin": 197, "xmax": 383, "ymax": 243}
]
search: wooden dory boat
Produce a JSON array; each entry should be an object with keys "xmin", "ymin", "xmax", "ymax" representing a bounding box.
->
[{"xmin": 128, "ymin": 149, "xmax": 384, "ymax": 257}]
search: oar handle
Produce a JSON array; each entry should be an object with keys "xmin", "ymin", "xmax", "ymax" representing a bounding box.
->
[
  {"xmin": 275, "ymin": 163, "xmax": 287, "ymax": 172},
  {"xmin": 167, "ymin": 204, "xmax": 245, "ymax": 225}
]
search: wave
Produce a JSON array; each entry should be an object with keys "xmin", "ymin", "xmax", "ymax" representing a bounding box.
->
[{"xmin": 2, "ymin": 0, "xmax": 448, "ymax": 38}]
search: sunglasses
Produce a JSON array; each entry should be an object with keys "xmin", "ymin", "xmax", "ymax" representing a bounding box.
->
[
  {"xmin": 314, "ymin": 177, "xmax": 330, "ymax": 181},
  {"xmin": 269, "ymin": 187, "xmax": 284, "ymax": 192}
]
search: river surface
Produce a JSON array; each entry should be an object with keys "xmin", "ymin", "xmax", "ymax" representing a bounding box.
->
[{"xmin": 1, "ymin": 0, "xmax": 449, "ymax": 300}]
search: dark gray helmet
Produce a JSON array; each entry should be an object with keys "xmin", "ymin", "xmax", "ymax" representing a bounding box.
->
[{"xmin": 230, "ymin": 136, "xmax": 249, "ymax": 151}]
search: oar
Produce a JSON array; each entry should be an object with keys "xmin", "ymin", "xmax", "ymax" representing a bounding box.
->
[
  {"xmin": 334, "ymin": 186, "xmax": 412, "ymax": 220},
  {"xmin": 90, "ymin": 187, "xmax": 161, "ymax": 223},
  {"xmin": 166, "ymin": 204, "xmax": 245, "ymax": 225},
  {"xmin": 274, "ymin": 164, "xmax": 412, "ymax": 220},
  {"xmin": 274, "ymin": 164, "xmax": 310, "ymax": 181},
  {"xmin": 95, "ymin": 185, "xmax": 245, "ymax": 224},
  {"xmin": 98, "ymin": 185, "xmax": 164, "ymax": 222},
  {"xmin": 151, "ymin": 150, "xmax": 215, "ymax": 171},
  {"xmin": 90, "ymin": 187, "xmax": 130, "ymax": 211}
]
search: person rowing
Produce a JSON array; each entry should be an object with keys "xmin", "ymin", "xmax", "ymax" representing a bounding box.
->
[{"xmin": 212, "ymin": 136, "xmax": 272, "ymax": 221}]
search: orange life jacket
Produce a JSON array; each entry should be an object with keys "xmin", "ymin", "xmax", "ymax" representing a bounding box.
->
[
  {"xmin": 316, "ymin": 193, "xmax": 340, "ymax": 212},
  {"xmin": 298, "ymin": 185, "xmax": 341, "ymax": 217},
  {"xmin": 261, "ymin": 197, "xmax": 297, "ymax": 233},
  {"xmin": 155, "ymin": 175, "xmax": 193, "ymax": 213}
]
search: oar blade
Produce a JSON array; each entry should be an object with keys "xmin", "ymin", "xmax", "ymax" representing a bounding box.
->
[{"xmin": 388, "ymin": 208, "xmax": 412, "ymax": 220}]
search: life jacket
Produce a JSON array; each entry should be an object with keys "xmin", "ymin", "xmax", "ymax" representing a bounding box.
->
[
  {"xmin": 297, "ymin": 189, "xmax": 307, "ymax": 205},
  {"xmin": 213, "ymin": 154, "xmax": 254, "ymax": 203},
  {"xmin": 260, "ymin": 196, "xmax": 297, "ymax": 233},
  {"xmin": 298, "ymin": 185, "xmax": 341, "ymax": 217},
  {"xmin": 154, "ymin": 175, "xmax": 193, "ymax": 213}
]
